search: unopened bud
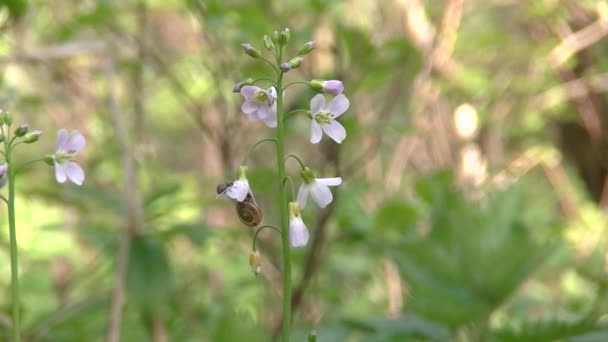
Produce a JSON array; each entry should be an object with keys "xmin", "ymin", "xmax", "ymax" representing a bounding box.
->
[
  {"xmin": 279, "ymin": 28, "xmax": 290, "ymax": 45},
  {"xmin": 23, "ymin": 130, "xmax": 42, "ymax": 143},
  {"xmin": 263, "ymin": 35, "xmax": 274, "ymax": 50},
  {"xmin": 249, "ymin": 250, "xmax": 262, "ymax": 275},
  {"xmin": 308, "ymin": 79, "xmax": 344, "ymax": 96},
  {"xmin": 242, "ymin": 43, "xmax": 261, "ymax": 58},
  {"xmin": 0, "ymin": 110, "xmax": 12, "ymax": 126},
  {"xmin": 0, "ymin": 164, "xmax": 7, "ymax": 189},
  {"xmin": 297, "ymin": 41, "xmax": 315, "ymax": 56},
  {"xmin": 280, "ymin": 63, "xmax": 291, "ymax": 72},
  {"xmin": 288, "ymin": 57, "xmax": 303, "ymax": 69},
  {"xmin": 14, "ymin": 124, "xmax": 28, "ymax": 137},
  {"xmin": 233, "ymin": 78, "xmax": 255, "ymax": 93},
  {"xmin": 308, "ymin": 330, "xmax": 317, "ymax": 342},
  {"xmin": 271, "ymin": 31, "xmax": 280, "ymax": 44},
  {"xmin": 43, "ymin": 154, "xmax": 55, "ymax": 166}
]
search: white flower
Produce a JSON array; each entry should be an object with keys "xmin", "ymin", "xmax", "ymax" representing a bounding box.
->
[
  {"xmin": 240, "ymin": 86, "xmax": 277, "ymax": 128},
  {"xmin": 289, "ymin": 202, "xmax": 309, "ymax": 248},
  {"xmin": 309, "ymin": 94, "xmax": 349, "ymax": 144},
  {"xmin": 217, "ymin": 166, "xmax": 252, "ymax": 202},
  {"xmin": 53, "ymin": 129, "xmax": 85, "ymax": 185},
  {"xmin": 297, "ymin": 167, "xmax": 341, "ymax": 209}
]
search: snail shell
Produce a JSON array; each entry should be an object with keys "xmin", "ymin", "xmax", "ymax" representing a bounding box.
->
[{"xmin": 236, "ymin": 193, "xmax": 262, "ymax": 227}]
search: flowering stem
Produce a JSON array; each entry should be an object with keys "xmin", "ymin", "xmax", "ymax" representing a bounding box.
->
[
  {"xmin": 242, "ymin": 138, "xmax": 278, "ymax": 166},
  {"xmin": 284, "ymin": 109, "xmax": 311, "ymax": 120},
  {"xmin": 252, "ymin": 224, "xmax": 281, "ymax": 251},
  {"xmin": 282, "ymin": 176, "xmax": 296, "ymax": 202},
  {"xmin": 283, "ymin": 81, "xmax": 310, "ymax": 91},
  {"xmin": 0, "ymin": 194, "xmax": 7, "ymax": 204},
  {"xmin": 2, "ymin": 125, "xmax": 20, "ymax": 342},
  {"xmin": 252, "ymin": 77, "xmax": 278, "ymax": 87},
  {"xmin": 285, "ymin": 154, "xmax": 306, "ymax": 169},
  {"xmin": 15, "ymin": 159, "xmax": 44, "ymax": 176},
  {"xmin": 275, "ymin": 47, "xmax": 292, "ymax": 342}
]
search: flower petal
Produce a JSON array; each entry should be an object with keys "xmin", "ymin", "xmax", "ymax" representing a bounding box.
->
[
  {"xmin": 240, "ymin": 86, "xmax": 260, "ymax": 99},
  {"xmin": 289, "ymin": 217, "xmax": 309, "ymax": 248},
  {"xmin": 297, "ymin": 184, "xmax": 310, "ymax": 209},
  {"xmin": 257, "ymin": 103, "xmax": 271, "ymax": 120},
  {"xmin": 54, "ymin": 162, "xmax": 67, "ymax": 183},
  {"xmin": 225, "ymin": 180, "xmax": 250, "ymax": 202},
  {"xmin": 65, "ymin": 130, "xmax": 86, "ymax": 154},
  {"xmin": 262, "ymin": 115, "xmax": 277, "ymax": 128},
  {"xmin": 56, "ymin": 129, "xmax": 68, "ymax": 150},
  {"xmin": 310, "ymin": 94, "xmax": 325, "ymax": 114},
  {"xmin": 65, "ymin": 161, "xmax": 85, "ymax": 185},
  {"xmin": 322, "ymin": 120, "xmax": 346, "ymax": 144},
  {"xmin": 241, "ymin": 100, "xmax": 259, "ymax": 115},
  {"xmin": 310, "ymin": 120, "xmax": 323, "ymax": 144},
  {"xmin": 317, "ymin": 177, "xmax": 342, "ymax": 187},
  {"xmin": 310, "ymin": 181, "xmax": 333, "ymax": 208},
  {"xmin": 269, "ymin": 86, "xmax": 277, "ymax": 100},
  {"xmin": 327, "ymin": 94, "xmax": 349, "ymax": 117}
]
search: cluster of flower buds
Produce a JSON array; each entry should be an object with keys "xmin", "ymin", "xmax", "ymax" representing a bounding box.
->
[{"xmin": 220, "ymin": 29, "xmax": 348, "ymax": 277}]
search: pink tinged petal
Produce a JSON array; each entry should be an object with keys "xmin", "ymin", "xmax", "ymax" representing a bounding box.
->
[
  {"xmin": 65, "ymin": 161, "xmax": 84, "ymax": 185},
  {"xmin": 322, "ymin": 120, "xmax": 346, "ymax": 144},
  {"xmin": 323, "ymin": 80, "xmax": 344, "ymax": 95},
  {"xmin": 327, "ymin": 94, "xmax": 350, "ymax": 117},
  {"xmin": 263, "ymin": 115, "xmax": 277, "ymax": 128},
  {"xmin": 65, "ymin": 130, "xmax": 85, "ymax": 154},
  {"xmin": 56, "ymin": 129, "xmax": 68, "ymax": 150},
  {"xmin": 310, "ymin": 120, "xmax": 323, "ymax": 144},
  {"xmin": 245, "ymin": 112, "xmax": 261, "ymax": 122},
  {"xmin": 289, "ymin": 218, "xmax": 309, "ymax": 248},
  {"xmin": 297, "ymin": 184, "xmax": 310, "ymax": 209},
  {"xmin": 257, "ymin": 103, "xmax": 271, "ymax": 120},
  {"xmin": 317, "ymin": 177, "xmax": 342, "ymax": 187},
  {"xmin": 310, "ymin": 94, "xmax": 325, "ymax": 114},
  {"xmin": 55, "ymin": 162, "xmax": 67, "ymax": 183},
  {"xmin": 241, "ymin": 100, "xmax": 259, "ymax": 115},
  {"xmin": 240, "ymin": 86, "xmax": 260, "ymax": 99},
  {"xmin": 226, "ymin": 180, "xmax": 250, "ymax": 202},
  {"xmin": 310, "ymin": 182, "xmax": 333, "ymax": 208}
]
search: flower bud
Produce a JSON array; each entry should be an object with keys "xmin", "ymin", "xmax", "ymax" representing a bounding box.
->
[
  {"xmin": 271, "ymin": 31, "xmax": 280, "ymax": 44},
  {"xmin": 308, "ymin": 79, "xmax": 344, "ymax": 95},
  {"xmin": 249, "ymin": 250, "xmax": 261, "ymax": 275},
  {"xmin": 0, "ymin": 110, "xmax": 12, "ymax": 126},
  {"xmin": 300, "ymin": 167, "xmax": 315, "ymax": 184},
  {"xmin": 297, "ymin": 41, "xmax": 315, "ymax": 56},
  {"xmin": 263, "ymin": 35, "xmax": 274, "ymax": 50},
  {"xmin": 14, "ymin": 124, "xmax": 28, "ymax": 137},
  {"xmin": 43, "ymin": 154, "xmax": 55, "ymax": 166},
  {"xmin": 308, "ymin": 330, "xmax": 317, "ymax": 342},
  {"xmin": 280, "ymin": 63, "xmax": 291, "ymax": 72},
  {"xmin": 242, "ymin": 43, "xmax": 261, "ymax": 58},
  {"xmin": 288, "ymin": 56, "xmax": 303, "ymax": 69},
  {"xmin": 279, "ymin": 28, "xmax": 290, "ymax": 45},
  {"xmin": 23, "ymin": 130, "xmax": 42, "ymax": 143},
  {"xmin": 233, "ymin": 78, "xmax": 254, "ymax": 93}
]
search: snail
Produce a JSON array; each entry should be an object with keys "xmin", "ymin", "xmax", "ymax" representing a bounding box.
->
[
  {"xmin": 216, "ymin": 182, "xmax": 262, "ymax": 227},
  {"xmin": 236, "ymin": 193, "xmax": 263, "ymax": 227}
]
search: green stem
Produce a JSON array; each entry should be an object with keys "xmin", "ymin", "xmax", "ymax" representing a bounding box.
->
[
  {"xmin": 275, "ymin": 47, "xmax": 292, "ymax": 342},
  {"xmin": 252, "ymin": 224, "xmax": 281, "ymax": 251},
  {"xmin": 283, "ymin": 81, "xmax": 310, "ymax": 91},
  {"xmin": 284, "ymin": 109, "xmax": 311, "ymax": 120},
  {"xmin": 241, "ymin": 138, "xmax": 278, "ymax": 166},
  {"xmin": 3, "ymin": 125, "xmax": 20, "ymax": 342},
  {"xmin": 282, "ymin": 176, "xmax": 296, "ymax": 202},
  {"xmin": 285, "ymin": 154, "xmax": 306, "ymax": 169}
]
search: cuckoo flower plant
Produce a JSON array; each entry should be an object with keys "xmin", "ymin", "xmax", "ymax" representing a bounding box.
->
[
  {"xmin": 219, "ymin": 29, "xmax": 347, "ymax": 342},
  {"xmin": 0, "ymin": 109, "xmax": 86, "ymax": 342}
]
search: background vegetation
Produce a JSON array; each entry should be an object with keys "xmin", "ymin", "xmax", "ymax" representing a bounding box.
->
[{"xmin": 2, "ymin": 0, "xmax": 608, "ymax": 341}]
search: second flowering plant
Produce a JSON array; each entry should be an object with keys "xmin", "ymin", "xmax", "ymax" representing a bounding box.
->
[
  {"xmin": 0, "ymin": 110, "xmax": 86, "ymax": 342},
  {"xmin": 217, "ymin": 29, "xmax": 347, "ymax": 341}
]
